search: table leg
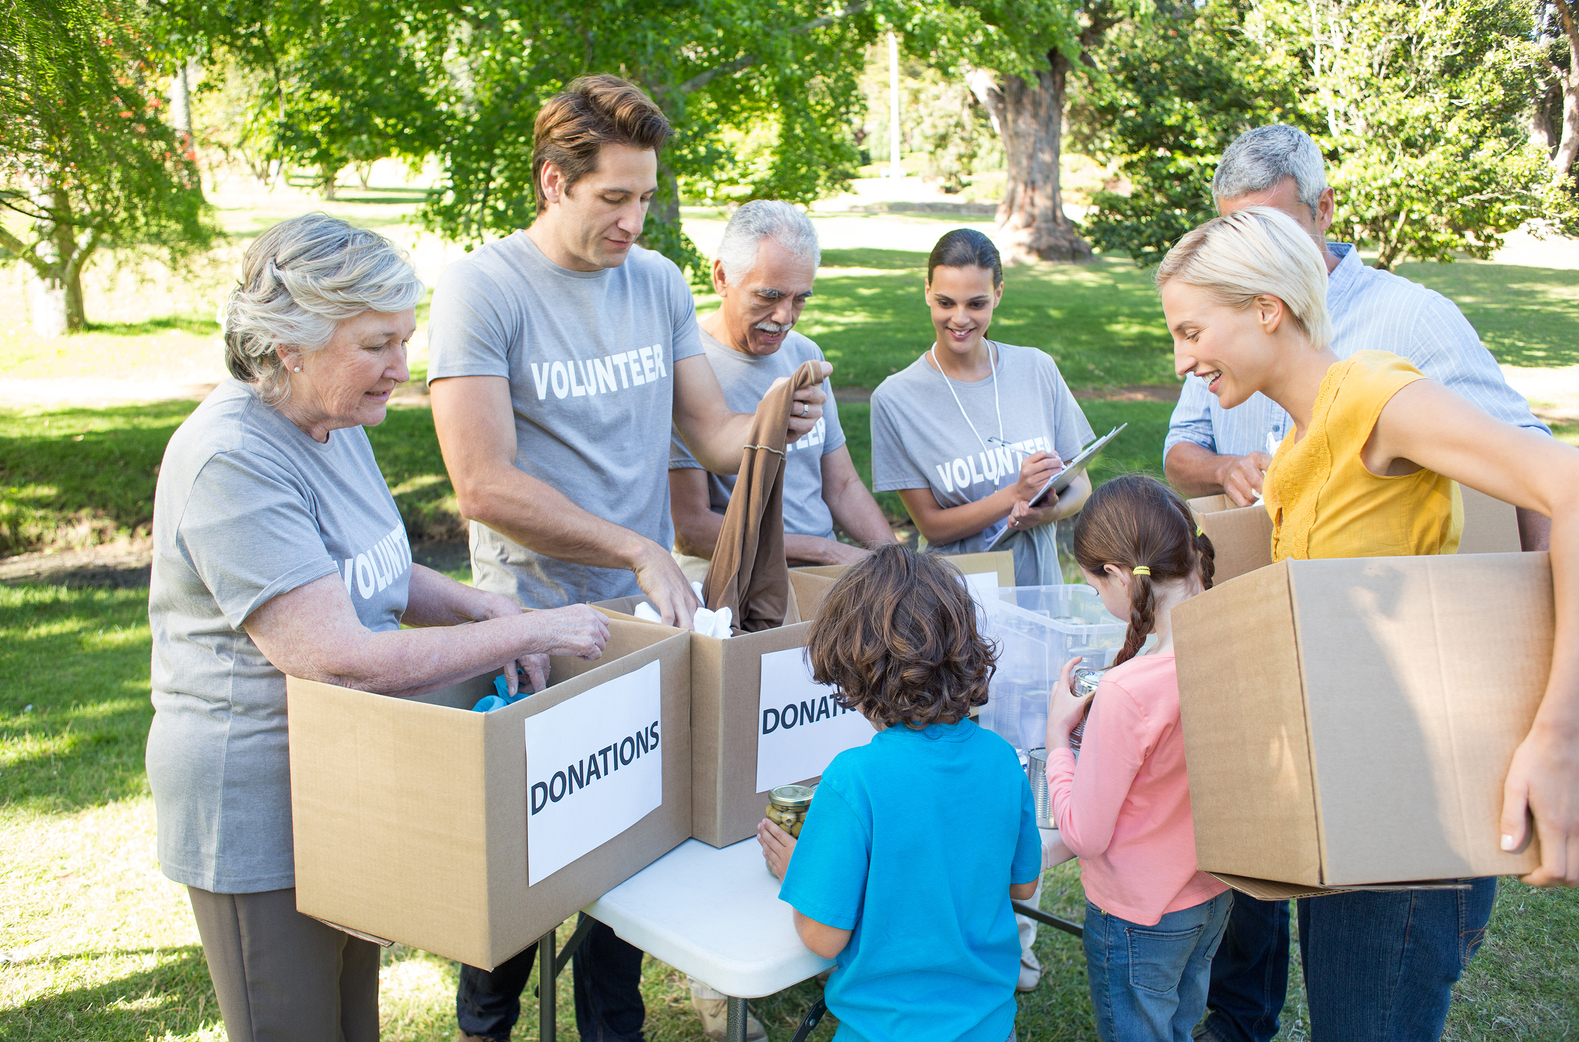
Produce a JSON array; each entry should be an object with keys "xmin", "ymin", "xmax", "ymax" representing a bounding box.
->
[
  {"xmin": 540, "ymin": 932, "xmax": 557, "ymax": 1042},
  {"xmin": 1012, "ymin": 898, "xmax": 1083, "ymax": 938},
  {"xmin": 725, "ymin": 996, "xmax": 748, "ymax": 1042}
]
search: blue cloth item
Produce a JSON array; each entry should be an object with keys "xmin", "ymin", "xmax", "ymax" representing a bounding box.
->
[
  {"xmin": 1082, "ymin": 891, "xmax": 1233, "ymax": 1042},
  {"xmin": 1165, "ymin": 242, "xmax": 1547, "ymax": 462},
  {"xmin": 1197, "ymin": 896, "xmax": 1290, "ymax": 1042},
  {"xmin": 1294, "ymin": 879, "xmax": 1496, "ymax": 1042},
  {"xmin": 456, "ymin": 916, "xmax": 645, "ymax": 1041},
  {"xmin": 779, "ymin": 718, "xmax": 1042, "ymax": 1042}
]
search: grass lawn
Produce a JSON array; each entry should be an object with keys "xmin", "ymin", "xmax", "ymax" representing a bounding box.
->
[
  {"xmin": 3, "ymin": 581, "xmax": 1578, "ymax": 1041},
  {"xmin": 5, "ymin": 205, "xmax": 1579, "ymax": 1039}
]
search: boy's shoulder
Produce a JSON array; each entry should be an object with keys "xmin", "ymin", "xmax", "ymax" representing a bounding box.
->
[{"xmin": 824, "ymin": 719, "xmax": 1022, "ymax": 782}]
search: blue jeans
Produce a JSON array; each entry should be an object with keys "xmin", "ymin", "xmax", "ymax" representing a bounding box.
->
[
  {"xmin": 457, "ymin": 915, "xmax": 646, "ymax": 1041},
  {"xmin": 1198, "ymin": 896, "xmax": 1290, "ymax": 1042},
  {"xmin": 1295, "ymin": 878, "xmax": 1496, "ymax": 1042},
  {"xmin": 1084, "ymin": 892, "xmax": 1234, "ymax": 1042}
]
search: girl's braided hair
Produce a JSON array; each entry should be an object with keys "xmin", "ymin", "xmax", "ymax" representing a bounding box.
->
[{"xmin": 1071, "ymin": 475, "xmax": 1215, "ymax": 666}]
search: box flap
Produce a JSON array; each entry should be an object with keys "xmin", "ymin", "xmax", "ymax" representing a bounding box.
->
[
  {"xmin": 1175, "ymin": 562, "xmax": 1324, "ymax": 885},
  {"xmin": 788, "ymin": 569, "xmax": 837, "ymax": 620},
  {"xmin": 1288, "ymin": 554, "xmax": 1546, "ymax": 884},
  {"xmin": 1187, "ymin": 495, "xmax": 1274, "ymax": 583},
  {"xmin": 936, "ymin": 550, "xmax": 1016, "ymax": 589}
]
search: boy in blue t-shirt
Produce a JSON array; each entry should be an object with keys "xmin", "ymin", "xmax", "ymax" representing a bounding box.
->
[{"xmin": 758, "ymin": 546, "xmax": 1043, "ymax": 1042}]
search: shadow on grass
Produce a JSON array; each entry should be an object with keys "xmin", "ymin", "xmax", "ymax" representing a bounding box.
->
[
  {"xmin": 0, "ymin": 585, "xmax": 154, "ymax": 813},
  {"xmin": 1397, "ymin": 262, "xmax": 1579, "ymax": 370},
  {"xmin": 0, "ymin": 396, "xmax": 460, "ymax": 555},
  {"xmin": 0, "ymin": 401, "xmax": 197, "ymax": 557},
  {"xmin": 0, "ymin": 944, "xmax": 219, "ymax": 1041},
  {"xmin": 84, "ymin": 314, "xmax": 218, "ymax": 338}
]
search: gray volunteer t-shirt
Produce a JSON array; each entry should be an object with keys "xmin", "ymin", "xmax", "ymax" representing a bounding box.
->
[
  {"xmin": 147, "ymin": 379, "xmax": 412, "ymax": 893},
  {"xmin": 870, "ymin": 342, "xmax": 1093, "ymax": 554},
  {"xmin": 669, "ymin": 328, "xmax": 844, "ymax": 541},
  {"xmin": 427, "ymin": 232, "xmax": 704, "ymax": 608}
]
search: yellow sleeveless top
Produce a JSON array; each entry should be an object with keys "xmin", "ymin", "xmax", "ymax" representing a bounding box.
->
[{"xmin": 1264, "ymin": 351, "xmax": 1462, "ymax": 562}]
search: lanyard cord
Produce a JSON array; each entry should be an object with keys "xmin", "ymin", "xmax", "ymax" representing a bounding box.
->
[{"xmin": 929, "ymin": 341, "xmax": 1005, "ymax": 472}]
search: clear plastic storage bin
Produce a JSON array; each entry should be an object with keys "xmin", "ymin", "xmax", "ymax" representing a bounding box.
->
[{"xmin": 978, "ymin": 585, "xmax": 1128, "ymax": 753}]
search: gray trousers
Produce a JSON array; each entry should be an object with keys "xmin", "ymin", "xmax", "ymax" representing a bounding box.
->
[{"xmin": 187, "ymin": 886, "xmax": 380, "ymax": 1042}]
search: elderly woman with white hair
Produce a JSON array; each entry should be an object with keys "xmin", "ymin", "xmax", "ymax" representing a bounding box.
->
[
  {"xmin": 1158, "ymin": 206, "xmax": 1579, "ymax": 1041},
  {"xmin": 147, "ymin": 213, "xmax": 610, "ymax": 1042}
]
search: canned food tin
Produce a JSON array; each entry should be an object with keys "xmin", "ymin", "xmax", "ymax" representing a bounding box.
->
[{"xmin": 1069, "ymin": 666, "xmax": 1105, "ymax": 756}]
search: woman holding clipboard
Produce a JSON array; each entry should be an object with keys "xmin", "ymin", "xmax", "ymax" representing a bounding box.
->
[{"xmin": 870, "ymin": 228, "xmax": 1094, "ymax": 586}]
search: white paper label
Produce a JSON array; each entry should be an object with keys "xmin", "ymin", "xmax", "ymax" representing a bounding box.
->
[
  {"xmin": 963, "ymin": 571, "xmax": 998, "ymax": 611},
  {"xmin": 756, "ymin": 646, "xmax": 874, "ymax": 792},
  {"xmin": 525, "ymin": 659, "xmax": 663, "ymax": 884}
]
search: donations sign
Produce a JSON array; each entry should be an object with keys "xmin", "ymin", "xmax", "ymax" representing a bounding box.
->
[
  {"xmin": 525, "ymin": 659, "xmax": 663, "ymax": 883},
  {"xmin": 756, "ymin": 646, "xmax": 874, "ymax": 792}
]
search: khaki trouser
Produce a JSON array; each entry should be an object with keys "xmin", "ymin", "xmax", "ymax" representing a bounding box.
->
[{"xmin": 188, "ymin": 885, "xmax": 380, "ymax": 1042}]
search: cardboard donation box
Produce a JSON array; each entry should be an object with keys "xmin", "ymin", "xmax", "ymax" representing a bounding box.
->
[
  {"xmin": 1189, "ymin": 485, "xmax": 1522, "ymax": 584},
  {"xmin": 939, "ymin": 550, "xmax": 1016, "ymax": 595},
  {"xmin": 1173, "ymin": 552, "xmax": 1548, "ymax": 897},
  {"xmin": 599, "ymin": 570, "xmax": 870, "ymax": 847},
  {"xmin": 287, "ymin": 619, "xmax": 691, "ymax": 969},
  {"xmin": 1186, "ymin": 495, "xmax": 1274, "ymax": 584},
  {"xmin": 795, "ymin": 549, "xmax": 1014, "ymax": 591}
]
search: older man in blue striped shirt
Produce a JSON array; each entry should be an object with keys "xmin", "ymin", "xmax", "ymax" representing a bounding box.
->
[{"xmin": 1164, "ymin": 125, "xmax": 1550, "ymax": 554}]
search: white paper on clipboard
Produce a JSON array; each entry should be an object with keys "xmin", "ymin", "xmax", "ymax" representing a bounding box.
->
[{"xmin": 986, "ymin": 424, "xmax": 1127, "ymax": 552}]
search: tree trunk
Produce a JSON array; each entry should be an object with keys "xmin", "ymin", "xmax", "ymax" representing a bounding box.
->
[
  {"xmin": 25, "ymin": 187, "xmax": 91, "ymax": 334},
  {"xmin": 972, "ymin": 50, "xmax": 1092, "ymax": 264},
  {"xmin": 1555, "ymin": 0, "xmax": 1579, "ymax": 179},
  {"xmin": 28, "ymin": 275, "xmax": 71, "ymax": 338}
]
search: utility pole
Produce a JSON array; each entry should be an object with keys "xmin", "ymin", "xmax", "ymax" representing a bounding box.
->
[{"xmin": 887, "ymin": 32, "xmax": 904, "ymax": 178}]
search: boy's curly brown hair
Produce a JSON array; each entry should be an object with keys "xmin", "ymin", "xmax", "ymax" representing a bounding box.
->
[{"xmin": 805, "ymin": 545, "xmax": 997, "ymax": 729}]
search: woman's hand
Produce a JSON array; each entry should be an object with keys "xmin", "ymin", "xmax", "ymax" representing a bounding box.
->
[
  {"xmin": 758, "ymin": 817, "xmax": 796, "ymax": 880},
  {"xmin": 503, "ymin": 654, "xmax": 551, "ymax": 697},
  {"xmin": 1010, "ymin": 451, "xmax": 1062, "ymax": 504},
  {"xmin": 538, "ymin": 604, "xmax": 611, "ymax": 661},
  {"xmin": 1007, "ymin": 495, "xmax": 1059, "ymax": 534},
  {"xmin": 1046, "ymin": 656, "xmax": 1091, "ymax": 751},
  {"xmin": 1500, "ymin": 718, "xmax": 1579, "ymax": 886}
]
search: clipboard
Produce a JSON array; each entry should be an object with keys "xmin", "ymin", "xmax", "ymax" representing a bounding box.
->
[{"xmin": 986, "ymin": 424, "xmax": 1127, "ymax": 551}]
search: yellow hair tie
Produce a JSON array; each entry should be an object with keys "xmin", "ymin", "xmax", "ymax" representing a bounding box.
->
[
  {"xmin": 1132, "ymin": 566, "xmax": 1151, "ymax": 576},
  {"xmin": 1196, "ymin": 525, "xmax": 1204, "ymax": 537}
]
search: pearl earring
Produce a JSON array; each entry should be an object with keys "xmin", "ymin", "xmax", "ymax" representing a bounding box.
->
[{"xmin": 293, "ymin": 366, "xmax": 301, "ymax": 372}]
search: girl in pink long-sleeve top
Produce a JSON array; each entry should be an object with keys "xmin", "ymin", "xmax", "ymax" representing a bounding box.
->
[{"xmin": 1043, "ymin": 475, "xmax": 1231, "ymax": 1042}]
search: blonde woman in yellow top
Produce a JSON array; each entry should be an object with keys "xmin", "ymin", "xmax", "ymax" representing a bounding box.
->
[{"xmin": 1156, "ymin": 206, "xmax": 1579, "ymax": 1042}]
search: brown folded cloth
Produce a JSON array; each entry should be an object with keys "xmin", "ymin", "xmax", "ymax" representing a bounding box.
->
[{"xmin": 701, "ymin": 360, "xmax": 825, "ymax": 633}]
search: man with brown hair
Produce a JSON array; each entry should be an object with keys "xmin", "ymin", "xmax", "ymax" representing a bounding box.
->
[{"xmin": 427, "ymin": 74, "xmax": 826, "ymax": 1042}]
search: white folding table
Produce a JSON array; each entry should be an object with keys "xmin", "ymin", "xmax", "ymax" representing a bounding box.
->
[{"xmin": 525, "ymin": 831, "xmax": 1080, "ymax": 1042}]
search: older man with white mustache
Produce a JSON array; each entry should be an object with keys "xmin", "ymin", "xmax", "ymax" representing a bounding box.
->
[{"xmin": 669, "ymin": 201, "xmax": 897, "ymax": 577}]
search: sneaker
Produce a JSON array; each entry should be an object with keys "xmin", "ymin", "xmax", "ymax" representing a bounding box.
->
[
  {"xmin": 1016, "ymin": 961, "xmax": 1042, "ymax": 993},
  {"xmin": 693, "ymin": 994, "xmax": 768, "ymax": 1041}
]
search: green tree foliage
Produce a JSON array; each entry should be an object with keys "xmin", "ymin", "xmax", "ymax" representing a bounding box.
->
[
  {"xmin": 0, "ymin": 0, "xmax": 217, "ymax": 334},
  {"xmin": 1080, "ymin": 0, "xmax": 1560, "ymax": 269},
  {"xmin": 1075, "ymin": 1, "xmax": 1308, "ymax": 264},
  {"xmin": 161, "ymin": 0, "xmax": 877, "ymax": 281},
  {"xmin": 1296, "ymin": 0, "xmax": 1554, "ymax": 268}
]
